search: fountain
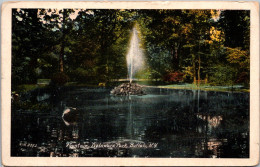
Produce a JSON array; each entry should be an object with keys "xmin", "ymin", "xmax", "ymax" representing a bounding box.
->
[
  {"xmin": 126, "ymin": 27, "xmax": 144, "ymax": 83},
  {"xmin": 111, "ymin": 26, "xmax": 145, "ymax": 96}
]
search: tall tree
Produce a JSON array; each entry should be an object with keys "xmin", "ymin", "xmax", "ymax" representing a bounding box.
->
[
  {"xmin": 38, "ymin": 9, "xmax": 76, "ymax": 73},
  {"xmin": 218, "ymin": 10, "xmax": 250, "ymax": 86},
  {"xmin": 12, "ymin": 9, "xmax": 50, "ymax": 88}
]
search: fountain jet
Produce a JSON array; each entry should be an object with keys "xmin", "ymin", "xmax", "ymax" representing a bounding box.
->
[
  {"xmin": 111, "ymin": 26, "xmax": 146, "ymax": 96},
  {"xmin": 126, "ymin": 26, "xmax": 144, "ymax": 83}
]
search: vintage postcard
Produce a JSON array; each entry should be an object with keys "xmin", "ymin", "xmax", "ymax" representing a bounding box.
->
[{"xmin": 1, "ymin": 1, "xmax": 259, "ymax": 166}]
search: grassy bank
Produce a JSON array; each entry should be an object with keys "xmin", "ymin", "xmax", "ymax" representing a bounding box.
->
[
  {"xmin": 14, "ymin": 84, "xmax": 47, "ymax": 94},
  {"xmin": 13, "ymin": 82, "xmax": 249, "ymax": 94},
  {"xmin": 156, "ymin": 84, "xmax": 249, "ymax": 93}
]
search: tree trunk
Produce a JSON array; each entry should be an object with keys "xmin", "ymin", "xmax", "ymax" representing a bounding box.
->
[
  {"xmin": 197, "ymin": 33, "xmax": 202, "ymax": 86},
  {"xmin": 59, "ymin": 38, "xmax": 65, "ymax": 72},
  {"xmin": 193, "ymin": 55, "xmax": 196, "ymax": 84},
  {"xmin": 174, "ymin": 47, "xmax": 178, "ymax": 70},
  {"xmin": 198, "ymin": 53, "xmax": 201, "ymax": 86},
  {"xmin": 171, "ymin": 47, "xmax": 175, "ymax": 70},
  {"xmin": 172, "ymin": 43, "xmax": 179, "ymax": 71},
  {"xmin": 59, "ymin": 9, "xmax": 67, "ymax": 73},
  {"xmin": 205, "ymin": 73, "xmax": 208, "ymax": 84},
  {"xmin": 190, "ymin": 47, "xmax": 196, "ymax": 84}
]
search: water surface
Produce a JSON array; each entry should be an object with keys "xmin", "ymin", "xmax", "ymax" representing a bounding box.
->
[{"xmin": 11, "ymin": 87, "xmax": 249, "ymax": 158}]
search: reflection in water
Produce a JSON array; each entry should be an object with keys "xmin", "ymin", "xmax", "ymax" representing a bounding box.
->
[
  {"xmin": 37, "ymin": 93, "xmax": 51, "ymax": 102},
  {"xmin": 11, "ymin": 87, "xmax": 249, "ymax": 158},
  {"xmin": 207, "ymin": 138, "xmax": 225, "ymax": 158},
  {"xmin": 62, "ymin": 107, "xmax": 78, "ymax": 126},
  {"xmin": 197, "ymin": 114, "xmax": 223, "ymax": 128}
]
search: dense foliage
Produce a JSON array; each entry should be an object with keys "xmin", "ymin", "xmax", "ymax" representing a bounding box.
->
[
  {"xmin": 12, "ymin": 9, "xmax": 250, "ymax": 90},
  {"xmin": 138, "ymin": 10, "xmax": 249, "ymax": 86}
]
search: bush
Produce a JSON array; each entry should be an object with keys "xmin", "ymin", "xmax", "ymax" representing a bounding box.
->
[
  {"xmin": 182, "ymin": 66, "xmax": 194, "ymax": 83},
  {"xmin": 236, "ymin": 71, "xmax": 249, "ymax": 86},
  {"xmin": 51, "ymin": 72, "xmax": 69, "ymax": 86},
  {"xmin": 70, "ymin": 68, "xmax": 88, "ymax": 82},
  {"xmin": 135, "ymin": 68, "xmax": 153, "ymax": 80},
  {"xmin": 69, "ymin": 68, "xmax": 97, "ymax": 83},
  {"xmin": 208, "ymin": 65, "xmax": 236, "ymax": 86},
  {"xmin": 163, "ymin": 71, "xmax": 184, "ymax": 83}
]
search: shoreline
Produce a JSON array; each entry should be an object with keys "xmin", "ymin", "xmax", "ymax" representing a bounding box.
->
[
  {"xmin": 14, "ymin": 83, "xmax": 249, "ymax": 94},
  {"xmin": 143, "ymin": 84, "xmax": 249, "ymax": 93}
]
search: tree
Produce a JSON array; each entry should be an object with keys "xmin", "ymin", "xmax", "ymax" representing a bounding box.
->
[
  {"xmin": 38, "ymin": 9, "xmax": 76, "ymax": 73},
  {"xmin": 12, "ymin": 9, "xmax": 51, "ymax": 89},
  {"xmin": 139, "ymin": 10, "xmax": 212, "ymax": 84},
  {"xmin": 219, "ymin": 10, "xmax": 250, "ymax": 50},
  {"xmin": 218, "ymin": 10, "xmax": 250, "ymax": 86},
  {"xmin": 67, "ymin": 9, "xmax": 134, "ymax": 82},
  {"xmin": 12, "ymin": 9, "xmax": 250, "ymax": 88}
]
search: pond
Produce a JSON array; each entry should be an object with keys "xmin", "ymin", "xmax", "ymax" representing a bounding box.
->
[{"xmin": 11, "ymin": 86, "xmax": 249, "ymax": 158}]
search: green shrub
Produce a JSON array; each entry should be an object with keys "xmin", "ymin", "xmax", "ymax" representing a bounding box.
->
[
  {"xmin": 51, "ymin": 72, "xmax": 69, "ymax": 86},
  {"xmin": 182, "ymin": 66, "xmax": 194, "ymax": 83},
  {"xmin": 209, "ymin": 65, "xmax": 236, "ymax": 86},
  {"xmin": 236, "ymin": 71, "xmax": 249, "ymax": 87},
  {"xmin": 69, "ymin": 68, "xmax": 97, "ymax": 83}
]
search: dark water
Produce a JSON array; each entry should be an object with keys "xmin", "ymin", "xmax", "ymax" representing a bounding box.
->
[{"xmin": 11, "ymin": 87, "xmax": 249, "ymax": 158}]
